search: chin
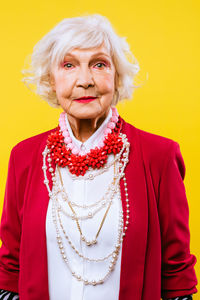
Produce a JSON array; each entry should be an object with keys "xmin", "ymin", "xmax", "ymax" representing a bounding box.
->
[
  {"xmin": 70, "ymin": 106, "xmax": 104, "ymax": 120},
  {"xmin": 73, "ymin": 112, "xmax": 102, "ymax": 120}
]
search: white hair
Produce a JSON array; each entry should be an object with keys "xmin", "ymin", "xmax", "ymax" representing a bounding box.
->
[{"xmin": 22, "ymin": 14, "xmax": 140, "ymax": 107}]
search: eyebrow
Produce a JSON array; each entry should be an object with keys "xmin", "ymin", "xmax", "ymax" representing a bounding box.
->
[{"xmin": 64, "ymin": 52, "xmax": 111, "ymax": 60}]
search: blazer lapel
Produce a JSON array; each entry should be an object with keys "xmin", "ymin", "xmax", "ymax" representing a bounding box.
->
[{"xmin": 119, "ymin": 120, "xmax": 148, "ymax": 300}]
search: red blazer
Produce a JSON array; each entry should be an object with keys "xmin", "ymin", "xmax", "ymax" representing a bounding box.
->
[{"xmin": 0, "ymin": 119, "xmax": 197, "ymax": 300}]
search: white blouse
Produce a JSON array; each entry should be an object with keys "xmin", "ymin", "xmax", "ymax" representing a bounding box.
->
[{"xmin": 46, "ymin": 108, "xmax": 123, "ymax": 300}]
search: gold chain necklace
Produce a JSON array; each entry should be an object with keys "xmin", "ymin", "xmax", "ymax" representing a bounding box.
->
[{"xmin": 57, "ymin": 161, "xmax": 116, "ymax": 246}]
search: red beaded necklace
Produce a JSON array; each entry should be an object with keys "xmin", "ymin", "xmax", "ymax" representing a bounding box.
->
[{"xmin": 47, "ymin": 117, "xmax": 123, "ymax": 177}]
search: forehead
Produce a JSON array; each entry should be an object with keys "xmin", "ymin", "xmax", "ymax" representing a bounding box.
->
[{"xmin": 64, "ymin": 44, "xmax": 112, "ymax": 60}]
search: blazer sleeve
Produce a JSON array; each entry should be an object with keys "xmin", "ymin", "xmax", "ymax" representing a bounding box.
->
[
  {"xmin": 158, "ymin": 142, "xmax": 198, "ymax": 299},
  {"xmin": 0, "ymin": 149, "xmax": 20, "ymax": 293}
]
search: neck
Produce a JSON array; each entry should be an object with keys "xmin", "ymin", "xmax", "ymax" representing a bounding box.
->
[{"xmin": 67, "ymin": 110, "xmax": 109, "ymax": 142}]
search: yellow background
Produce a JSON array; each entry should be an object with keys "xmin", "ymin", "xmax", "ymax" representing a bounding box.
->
[{"xmin": 0, "ymin": 0, "xmax": 199, "ymax": 296}]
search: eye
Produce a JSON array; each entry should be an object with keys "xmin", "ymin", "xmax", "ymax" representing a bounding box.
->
[
  {"xmin": 63, "ymin": 62, "xmax": 74, "ymax": 69},
  {"xmin": 94, "ymin": 62, "xmax": 107, "ymax": 69}
]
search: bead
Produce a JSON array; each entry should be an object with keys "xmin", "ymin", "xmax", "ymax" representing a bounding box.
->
[
  {"xmin": 67, "ymin": 143, "xmax": 74, "ymax": 150},
  {"xmin": 109, "ymin": 264, "xmax": 114, "ymax": 270},
  {"xmin": 98, "ymin": 141, "xmax": 105, "ymax": 147},
  {"xmin": 64, "ymin": 137, "xmax": 72, "ymax": 144},
  {"xmin": 104, "ymin": 128, "xmax": 112, "ymax": 135},
  {"xmin": 111, "ymin": 106, "xmax": 119, "ymax": 116},
  {"xmin": 63, "ymin": 130, "xmax": 69, "ymax": 137},
  {"xmin": 72, "ymin": 147, "xmax": 79, "ymax": 155},
  {"xmin": 89, "ymin": 174, "xmax": 94, "ymax": 180},
  {"xmin": 60, "ymin": 125, "xmax": 65, "ymax": 131},
  {"xmin": 88, "ymin": 212, "xmax": 93, "ymax": 218},
  {"xmin": 111, "ymin": 115, "xmax": 118, "ymax": 123},
  {"xmin": 107, "ymin": 122, "xmax": 115, "ymax": 129},
  {"xmin": 99, "ymin": 280, "xmax": 104, "ymax": 284}
]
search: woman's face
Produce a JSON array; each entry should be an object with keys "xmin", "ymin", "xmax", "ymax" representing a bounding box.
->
[{"xmin": 50, "ymin": 44, "xmax": 116, "ymax": 120}]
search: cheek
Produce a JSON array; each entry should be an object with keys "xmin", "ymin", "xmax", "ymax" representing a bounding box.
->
[
  {"xmin": 96, "ymin": 73, "xmax": 115, "ymax": 94},
  {"xmin": 54, "ymin": 74, "xmax": 74, "ymax": 98}
]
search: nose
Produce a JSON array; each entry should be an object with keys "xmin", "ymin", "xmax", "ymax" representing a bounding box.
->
[{"xmin": 76, "ymin": 65, "xmax": 94, "ymax": 89}]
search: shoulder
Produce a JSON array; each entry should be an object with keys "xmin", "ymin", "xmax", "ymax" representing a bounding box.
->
[
  {"xmin": 121, "ymin": 119, "xmax": 182, "ymax": 172},
  {"xmin": 122, "ymin": 118, "xmax": 179, "ymax": 151},
  {"xmin": 10, "ymin": 128, "xmax": 56, "ymax": 165}
]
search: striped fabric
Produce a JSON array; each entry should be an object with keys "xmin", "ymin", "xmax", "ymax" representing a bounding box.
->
[
  {"xmin": 0, "ymin": 290, "xmax": 193, "ymax": 299},
  {"xmin": 0, "ymin": 290, "xmax": 19, "ymax": 299},
  {"xmin": 167, "ymin": 296, "xmax": 193, "ymax": 300}
]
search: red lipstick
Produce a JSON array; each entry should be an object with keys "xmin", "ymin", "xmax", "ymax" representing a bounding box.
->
[{"xmin": 74, "ymin": 96, "xmax": 97, "ymax": 103}]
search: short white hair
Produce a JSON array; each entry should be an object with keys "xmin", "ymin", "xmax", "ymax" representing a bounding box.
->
[{"xmin": 22, "ymin": 14, "xmax": 140, "ymax": 107}]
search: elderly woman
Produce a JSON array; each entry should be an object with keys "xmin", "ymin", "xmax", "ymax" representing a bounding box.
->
[{"xmin": 0, "ymin": 14, "xmax": 197, "ymax": 300}]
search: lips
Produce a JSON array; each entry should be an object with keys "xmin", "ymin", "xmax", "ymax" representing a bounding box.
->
[{"xmin": 73, "ymin": 96, "xmax": 97, "ymax": 103}]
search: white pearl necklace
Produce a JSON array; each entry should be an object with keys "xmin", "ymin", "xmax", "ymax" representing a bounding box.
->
[
  {"xmin": 50, "ymin": 187, "xmax": 124, "ymax": 285},
  {"xmin": 57, "ymin": 190, "xmax": 114, "ymax": 220},
  {"xmin": 56, "ymin": 166, "xmax": 119, "ymax": 214},
  {"xmin": 42, "ymin": 132, "xmax": 131, "ymax": 285},
  {"xmin": 52, "ymin": 185, "xmax": 124, "ymax": 263}
]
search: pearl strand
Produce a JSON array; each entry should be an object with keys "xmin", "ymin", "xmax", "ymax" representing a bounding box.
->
[
  {"xmin": 56, "ymin": 166, "xmax": 119, "ymax": 210},
  {"xmin": 56, "ymin": 193, "xmax": 114, "ymax": 221},
  {"xmin": 122, "ymin": 176, "xmax": 130, "ymax": 237},
  {"xmin": 51, "ymin": 186, "xmax": 124, "ymax": 285},
  {"xmin": 52, "ymin": 186, "xmax": 124, "ymax": 262}
]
